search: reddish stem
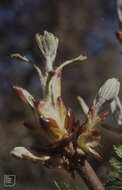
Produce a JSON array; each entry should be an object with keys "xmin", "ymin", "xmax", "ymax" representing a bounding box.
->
[{"xmin": 77, "ymin": 160, "xmax": 105, "ymax": 190}]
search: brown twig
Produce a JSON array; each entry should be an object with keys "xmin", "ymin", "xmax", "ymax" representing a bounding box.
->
[{"xmin": 76, "ymin": 160, "xmax": 105, "ymax": 190}]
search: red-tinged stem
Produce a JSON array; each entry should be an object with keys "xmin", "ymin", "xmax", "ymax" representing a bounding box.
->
[{"xmin": 76, "ymin": 160, "xmax": 105, "ymax": 190}]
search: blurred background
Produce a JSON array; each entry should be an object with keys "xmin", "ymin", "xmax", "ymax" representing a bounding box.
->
[{"xmin": 0, "ymin": 0, "xmax": 122, "ymax": 189}]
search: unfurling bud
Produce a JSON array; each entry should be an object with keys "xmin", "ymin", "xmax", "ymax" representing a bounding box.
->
[
  {"xmin": 11, "ymin": 147, "xmax": 50, "ymax": 162},
  {"xmin": 97, "ymin": 78, "xmax": 120, "ymax": 101},
  {"xmin": 35, "ymin": 31, "xmax": 59, "ymax": 71},
  {"xmin": 93, "ymin": 78, "xmax": 120, "ymax": 114},
  {"xmin": 76, "ymin": 79, "xmax": 119, "ymax": 160},
  {"xmin": 110, "ymin": 96, "xmax": 122, "ymax": 125},
  {"xmin": 77, "ymin": 96, "xmax": 89, "ymax": 115},
  {"xmin": 117, "ymin": 0, "xmax": 122, "ymax": 24},
  {"xmin": 116, "ymin": 0, "xmax": 122, "ymax": 43}
]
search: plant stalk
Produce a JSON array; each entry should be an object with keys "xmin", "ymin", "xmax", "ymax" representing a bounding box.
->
[{"xmin": 76, "ymin": 160, "xmax": 105, "ymax": 190}]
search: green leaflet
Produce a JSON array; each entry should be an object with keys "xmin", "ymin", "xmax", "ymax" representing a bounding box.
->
[
  {"xmin": 105, "ymin": 145, "xmax": 122, "ymax": 190},
  {"xmin": 113, "ymin": 145, "xmax": 122, "ymax": 158}
]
